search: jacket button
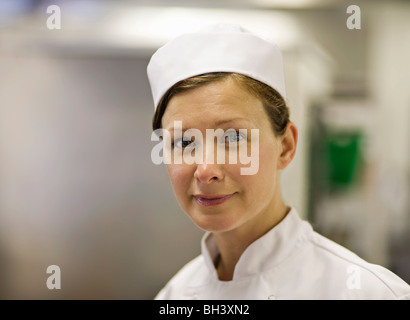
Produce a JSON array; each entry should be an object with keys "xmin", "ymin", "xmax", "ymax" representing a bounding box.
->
[{"xmin": 267, "ymin": 294, "xmax": 277, "ymax": 300}]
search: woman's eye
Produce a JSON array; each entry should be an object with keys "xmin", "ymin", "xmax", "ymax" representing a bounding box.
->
[
  {"xmin": 174, "ymin": 138, "xmax": 194, "ymax": 149},
  {"xmin": 222, "ymin": 130, "xmax": 245, "ymax": 144}
]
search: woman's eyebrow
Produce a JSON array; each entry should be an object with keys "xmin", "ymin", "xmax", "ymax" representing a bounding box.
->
[
  {"xmin": 166, "ymin": 118, "xmax": 252, "ymax": 132},
  {"xmin": 214, "ymin": 118, "xmax": 252, "ymax": 126}
]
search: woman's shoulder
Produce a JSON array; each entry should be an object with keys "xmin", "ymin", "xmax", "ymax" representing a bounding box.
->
[
  {"xmin": 154, "ymin": 254, "xmax": 209, "ymax": 300},
  {"xmin": 305, "ymin": 230, "xmax": 410, "ymax": 299}
]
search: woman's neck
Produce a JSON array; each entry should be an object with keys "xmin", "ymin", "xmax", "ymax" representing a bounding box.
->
[{"xmin": 213, "ymin": 199, "xmax": 289, "ymax": 281}]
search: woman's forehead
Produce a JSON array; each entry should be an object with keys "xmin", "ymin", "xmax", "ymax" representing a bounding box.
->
[{"xmin": 162, "ymin": 79, "xmax": 266, "ymax": 129}]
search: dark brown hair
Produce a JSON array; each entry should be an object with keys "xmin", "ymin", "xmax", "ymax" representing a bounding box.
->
[{"xmin": 152, "ymin": 72, "xmax": 290, "ymax": 136}]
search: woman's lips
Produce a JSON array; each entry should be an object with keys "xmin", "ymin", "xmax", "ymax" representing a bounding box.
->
[{"xmin": 193, "ymin": 193, "xmax": 235, "ymax": 207}]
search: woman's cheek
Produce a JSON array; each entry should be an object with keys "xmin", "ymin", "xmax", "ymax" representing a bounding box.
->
[
  {"xmin": 166, "ymin": 164, "xmax": 193, "ymax": 202},
  {"xmin": 250, "ymin": 145, "xmax": 278, "ymax": 194}
]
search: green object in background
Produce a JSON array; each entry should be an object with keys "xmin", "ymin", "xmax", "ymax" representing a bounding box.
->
[{"xmin": 324, "ymin": 130, "xmax": 363, "ymax": 189}]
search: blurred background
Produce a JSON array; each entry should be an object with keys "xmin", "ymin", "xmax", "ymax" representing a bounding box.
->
[{"xmin": 0, "ymin": 0, "xmax": 409, "ymax": 299}]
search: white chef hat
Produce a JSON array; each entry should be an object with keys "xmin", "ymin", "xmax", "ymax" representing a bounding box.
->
[{"xmin": 147, "ymin": 23, "xmax": 286, "ymax": 111}]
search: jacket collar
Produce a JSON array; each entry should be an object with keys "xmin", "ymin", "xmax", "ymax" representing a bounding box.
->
[{"xmin": 201, "ymin": 207, "xmax": 312, "ymax": 280}]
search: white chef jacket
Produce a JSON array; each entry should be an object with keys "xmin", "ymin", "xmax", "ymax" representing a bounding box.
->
[{"xmin": 155, "ymin": 207, "xmax": 410, "ymax": 300}]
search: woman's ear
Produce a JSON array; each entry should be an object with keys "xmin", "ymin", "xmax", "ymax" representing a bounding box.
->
[{"xmin": 277, "ymin": 122, "xmax": 298, "ymax": 170}]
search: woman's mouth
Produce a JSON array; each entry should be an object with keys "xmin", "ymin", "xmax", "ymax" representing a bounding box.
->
[{"xmin": 193, "ymin": 193, "xmax": 235, "ymax": 207}]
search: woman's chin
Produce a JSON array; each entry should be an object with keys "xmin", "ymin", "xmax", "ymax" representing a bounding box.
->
[{"xmin": 189, "ymin": 212, "xmax": 240, "ymax": 233}]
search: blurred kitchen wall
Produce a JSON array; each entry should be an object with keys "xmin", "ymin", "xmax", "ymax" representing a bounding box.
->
[{"xmin": 0, "ymin": 0, "xmax": 409, "ymax": 299}]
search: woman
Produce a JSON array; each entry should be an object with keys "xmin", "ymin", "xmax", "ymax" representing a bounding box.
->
[{"xmin": 147, "ymin": 23, "xmax": 410, "ymax": 299}]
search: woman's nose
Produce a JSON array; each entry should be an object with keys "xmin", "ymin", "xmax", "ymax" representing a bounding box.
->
[
  {"xmin": 192, "ymin": 140, "xmax": 225, "ymax": 184},
  {"xmin": 194, "ymin": 162, "xmax": 224, "ymax": 184}
]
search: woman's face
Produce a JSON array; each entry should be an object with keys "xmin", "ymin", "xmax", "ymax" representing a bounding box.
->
[{"xmin": 161, "ymin": 77, "xmax": 295, "ymax": 234}]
